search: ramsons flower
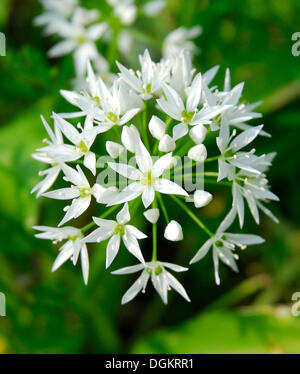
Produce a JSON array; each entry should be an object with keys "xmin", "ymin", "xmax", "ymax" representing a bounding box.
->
[
  {"xmin": 83, "ymin": 203, "xmax": 146, "ymax": 268},
  {"xmin": 108, "ymin": 139, "xmax": 188, "ymax": 208},
  {"xmin": 31, "ymin": 115, "xmax": 64, "ymax": 197},
  {"xmin": 112, "ymin": 261, "xmax": 190, "ymax": 304},
  {"xmin": 33, "ymin": 225, "xmax": 89, "ymax": 284},
  {"xmin": 42, "ymin": 163, "xmax": 101, "ymax": 226},
  {"xmin": 117, "ymin": 49, "xmax": 171, "ymax": 100},
  {"xmin": 190, "ymin": 208, "xmax": 265, "ymax": 285},
  {"xmin": 40, "ymin": 113, "xmax": 100, "ymax": 175},
  {"xmin": 216, "ymin": 122, "xmax": 264, "ymax": 181},
  {"xmin": 157, "ymin": 78, "xmax": 228, "ymax": 141}
]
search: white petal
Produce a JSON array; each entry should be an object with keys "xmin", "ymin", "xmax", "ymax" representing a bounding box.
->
[
  {"xmin": 108, "ymin": 162, "xmax": 141, "ymax": 180},
  {"xmin": 233, "ymin": 183, "xmax": 244, "ymax": 228},
  {"xmin": 108, "ymin": 183, "xmax": 143, "ymax": 206},
  {"xmin": 106, "ymin": 141, "xmax": 124, "ymax": 159},
  {"xmin": 142, "ymin": 187, "xmax": 155, "ymax": 208},
  {"xmin": 61, "ymin": 163, "xmax": 89, "ymax": 186},
  {"xmin": 172, "ymin": 123, "xmax": 188, "ymax": 141},
  {"xmin": 83, "ymin": 152, "xmax": 96, "ymax": 175},
  {"xmin": 152, "ymin": 152, "xmax": 173, "ymax": 177},
  {"xmin": 225, "ymin": 233, "xmax": 265, "ymax": 246},
  {"xmin": 123, "ymin": 230, "xmax": 145, "ymax": 264},
  {"xmin": 190, "ymin": 238, "xmax": 214, "ymax": 264},
  {"xmin": 42, "ymin": 188, "xmax": 79, "ymax": 200},
  {"xmin": 135, "ymin": 140, "xmax": 153, "ymax": 173},
  {"xmin": 111, "ymin": 263, "xmax": 145, "ymax": 275},
  {"xmin": 120, "ymin": 271, "xmax": 149, "ymax": 304},
  {"xmin": 164, "ymin": 220, "xmax": 183, "ymax": 241},
  {"xmin": 52, "ymin": 242, "xmax": 73, "ymax": 272},
  {"xmin": 116, "ymin": 203, "xmax": 130, "ymax": 224},
  {"xmin": 48, "ymin": 39, "xmax": 76, "ymax": 57},
  {"xmin": 126, "ymin": 225, "xmax": 147, "ymax": 239},
  {"xmin": 83, "ymin": 227, "xmax": 113, "ymax": 243},
  {"xmin": 188, "ymin": 144, "xmax": 207, "ymax": 162},
  {"xmin": 213, "ymin": 247, "xmax": 220, "ymax": 285},
  {"xmin": 149, "ymin": 115, "xmax": 166, "ymax": 140},
  {"xmin": 166, "ymin": 271, "xmax": 190, "ymax": 302},
  {"xmin": 194, "ymin": 190, "xmax": 213, "ymax": 208},
  {"xmin": 119, "ymin": 108, "xmax": 140, "ymax": 125},
  {"xmin": 230, "ymin": 125, "xmax": 263, "ymax": 152},
  {"xmin": 52, "ymin": 113, "xmax": 79, "ymax": 145},
  {"xmin": 80, "ymin": 244, "xmax": 89, "ymax": 285},
  {"xmin": 106, "ymin": 234, "xmax": 121, "ymax": 268},
  {"xmin": 143, "ymin": 208, "xmax": 160, "ymax": 224},
  {"xmin": 155, "ymin": 179, "xmax": 189, "ymax": 197},
  {"xmin": 59, "ymin": 196, "xmax": 91, "ymax": 226},
  {"xmin": 187, "ymin": 72, "xmax": 202, "ymax": 112},
  {"xmin": 162, "ymin": 262, "xmax": 189, "ymax": 272},
  {"xmin": 121, "ymin": 125, "xmax": 140, "ymax": 153}
]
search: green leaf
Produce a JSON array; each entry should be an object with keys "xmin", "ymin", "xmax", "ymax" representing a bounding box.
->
[{"xmin": 131, "ymin": 307, "xmax": 300, "ymax": 354}]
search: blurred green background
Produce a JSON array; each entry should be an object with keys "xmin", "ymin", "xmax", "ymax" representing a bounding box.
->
[{"xmin": 0, "ymin": 0, "xmax": 300, "ymax": 353}]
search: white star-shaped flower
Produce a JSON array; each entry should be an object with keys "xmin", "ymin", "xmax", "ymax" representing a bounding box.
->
[
  {"xmin": 108, "ymin": 138, "xmax": 188, "ymax": 208},
  {"xmin": 41, "ymin": 113, "xmax": 100, "ymax": 175},
  {"xmin": 157, "ymin": 78, "xmax": 228, "ymax": 141},
  {"xmin": 42, "ymin": 163, "xmax": 101, "ymax": 226},
  {"xmin": 190, "ymin": 208, "xmax": 264, "ymax": 285},
  {"xmin": 83, "ymin": 203, "xmax": 147, "ymax": 268},
  {"xmin": 112, "ymin": 260, "xmax": 190, "ymax": 304},
  {"xmin": 31, "ymin": 115, "xmax": 64, "ymax": 197},
  {"xmin": 33, "ymin": 225, "xmax": 89, "ymax": 284}
]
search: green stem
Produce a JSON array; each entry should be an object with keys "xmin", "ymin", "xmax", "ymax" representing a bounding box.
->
[
  {"xmin": 170, "ymin": 195, "xmax": 213, "ymax": 237},
  {"xmin": 141, "ymin": 102, "xmax": 150, "ymax": 149},
  {"xmin": 152, "ymin": 197, "xmax": 158, "ymax": 261},
  {"xmin": 157, "ymin": 193, "xmax": 169, "ymax": 223}
]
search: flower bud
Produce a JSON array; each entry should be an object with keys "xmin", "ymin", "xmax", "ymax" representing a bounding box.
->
[
  {"xmin": 144, "ymin": 208, "xmax": 160, "ymax": 223},
  {"xmin": 149, "ymin": 115, "xmax": 166, "ymax": 140},
  {"xmin": 159, "ymin": 134, "xmax": 176, "ymax": 152},
  {"xmin": 194, "ymin": 190, "xmax": 213, "ymax": 208},
  {"xmin": 189, "ymin": 124, "xmax": 207, "ymax": 144},
  {"xmin": 188, "ymin": 144, "xmax": 207, "ymax": 162},
  {"xmin": 164, "ymin": 220, "xmax": 183, "ymax": 241}
]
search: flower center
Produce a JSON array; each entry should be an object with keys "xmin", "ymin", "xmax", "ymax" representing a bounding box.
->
[
  {"xmin": 75, "ymin": 140, "xmax": 89, "ymax": 154},
  {"xmin": 76, "ymin": 35, "xmax": 86, "ymax": 44},
  {"xmin": 114, "ymin": 224, "xmax": 125, "ymax": 236},
  {"xmin": 68, "ymin": 234, "xmax": 81, "ymax": 241},
  {"xmin": 142, "ymin": 83, "xmax": 152, "ymax": 94},
  {"xmin": 91, "ymin": 96, "xmax": 100, "ymax": 107},
  {"xmin": 154, "ymin": 266, "xmax": 163, "ymax": 275},
  {"xmin": 107, "ymin": 112, "xmax": 118, "ymax": 123},
  {"xmin": 181, "ymin": 109, "xmax": 194, "ymax": 123},
  {"xmin": 140, "ymin": 172, "xmax": 154, "ymax": 186},
  {"xmin": 79, "ymin": 188, "xmax": 91, "ymax": 198},
  {"xmin": 223, "ymin": 148, "xmax": 235, "ymax": 159},
  {"xmin": 215, "ymin": 240, "xmax": 223, "ymax": 248}
]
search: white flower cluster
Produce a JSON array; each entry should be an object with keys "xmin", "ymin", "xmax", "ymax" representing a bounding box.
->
[
  {"xmin": 34, "ymin": 0, "xmax": 168, "ymax": 80},
  {"xmin": 32, "ymin": 44, "xmax": 278, "ymax": 304}
]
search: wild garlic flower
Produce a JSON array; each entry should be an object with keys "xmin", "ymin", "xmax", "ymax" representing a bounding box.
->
[
  {"xmin": 83, "ymin": 203, "xmax": 146, "ymax": 268},
  {"xmin": 31, "ymin": 115, "xmax": 64, "ymax": 197},
  {"xmin": 42, "ymin": 163, "xmax": 101, "ymax": 226},
  {"xmin": 190, "ymin": 208, "xmax": 265, "ymax": 285},
  {"xmin": 108, "ymin": 139, "xmax": 188, "ymax": 208},
  {"xmin": 163, "ymin": 26, "xmax": 202, "ymax": 59},
  {"xmin": 117, "ymin": 49, "xmax": 171, "ymax": 100},
  {"xmin": 112, "ymin": 261, "xmax": 190, "ymax": 304},
  {"xmin": 32, "ymin": 35, "xmax": 278, "ymax": 305},
  {"xmin": 33, "ymin": 225, "xmax": 89, "ymax": 284}
]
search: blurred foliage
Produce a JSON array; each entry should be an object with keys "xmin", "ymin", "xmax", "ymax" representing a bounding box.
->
[{"xmin": 0, "ymin": 0, "xmax": 299, "ymax": 353}]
